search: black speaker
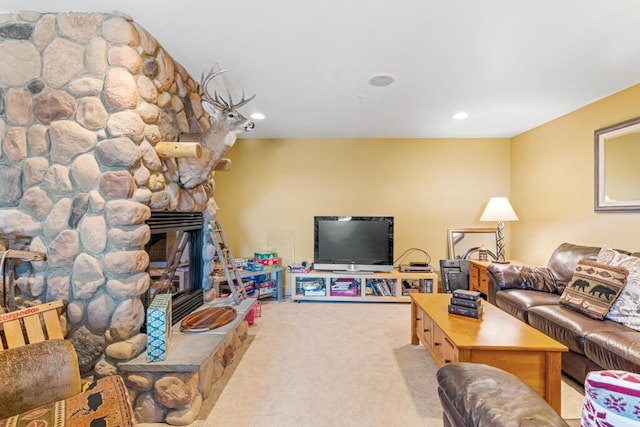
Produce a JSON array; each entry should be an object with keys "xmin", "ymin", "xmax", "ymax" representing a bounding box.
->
[{"xmin": 439, "ymin": 259, "xmax": 470, "ymax": 293}]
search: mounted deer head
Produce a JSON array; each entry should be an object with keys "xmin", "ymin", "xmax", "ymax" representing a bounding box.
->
[
  {"xmin": 199, "ymin": 68, "xmax": 256, "ymax": 133},
  {"xmin": 178, "ymin": 68, "xmax": 256, "ymax": 189}
]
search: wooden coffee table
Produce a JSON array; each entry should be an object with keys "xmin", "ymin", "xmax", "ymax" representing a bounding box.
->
[{"xmin": 410, "ymin": 293, "xmax": 568, "ymax": 413}]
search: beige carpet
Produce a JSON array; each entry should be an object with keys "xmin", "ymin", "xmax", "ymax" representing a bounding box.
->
[{"xmin": 143, "ymin": 300, "xmax": 585, "ymax": 426}]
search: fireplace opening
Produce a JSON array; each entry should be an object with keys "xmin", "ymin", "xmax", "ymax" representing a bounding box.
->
[{"xmin": 143, "ymin": 211, "xmax": 205, "ymax": 328}]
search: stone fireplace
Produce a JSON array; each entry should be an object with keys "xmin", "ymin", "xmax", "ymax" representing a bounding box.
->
[{"xmin": 0, "ymin": 11, "xmax": 251, "ymax": 420}]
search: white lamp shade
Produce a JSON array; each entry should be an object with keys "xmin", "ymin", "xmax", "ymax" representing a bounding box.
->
[{"xmin": 480, "ymin": 197, "xmax": 519, "ymax": 222}]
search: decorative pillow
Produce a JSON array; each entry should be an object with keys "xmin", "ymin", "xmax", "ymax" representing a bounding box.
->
[
  {"xmin": 582, "ymin": 370, "xmax": 640, "ymax": 426},
  {"xmin": 597, "ymin": 246, "xmax": 640, "ymax": 331},
  {"xmin": 559, "ymin": 259, "xmax": 628, "ymax": 320},
  {"xmin": 0, "ymin": 375, "xmax": 134, "ymax": 427}
]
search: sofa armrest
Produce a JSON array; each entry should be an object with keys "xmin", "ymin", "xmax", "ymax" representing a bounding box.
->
[
  {"xmin": 486, "ymin": 264, "xmax": 559, "ymax": 304},
  {"xmin": 0, "ymin": 339, "xmax": 82, "ymax": 419},
  {"xmin": 437, "ymin": 363, "xmax": 569, "ymax": 427}
]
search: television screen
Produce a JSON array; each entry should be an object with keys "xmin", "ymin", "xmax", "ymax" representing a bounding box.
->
[{"xmin": 313, "ymin": 216, "xmax": 394, "ymax": 272}]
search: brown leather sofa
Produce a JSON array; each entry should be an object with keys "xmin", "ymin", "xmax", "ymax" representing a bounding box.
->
[
  {"xmin": 437, "ymin": 363, "xmax": 580, "ymax": 427},
  {"xmin": 486, "ymin": 243, "xmax": 640, "ymax": 384}
]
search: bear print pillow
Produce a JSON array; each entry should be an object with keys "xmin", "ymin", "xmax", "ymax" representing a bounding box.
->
[{"xmin": 559, "ymin": 260, "xmax": 628, "ymax": 320}]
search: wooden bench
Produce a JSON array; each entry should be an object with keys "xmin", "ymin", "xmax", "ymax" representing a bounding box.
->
[{"xmin": 0, "ymin": 300, "xmax": 64, "ymax": 350}]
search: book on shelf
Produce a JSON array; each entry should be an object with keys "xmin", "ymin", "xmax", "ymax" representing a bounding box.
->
[
  {"xmin": 381, "ymin": 280, "xmax": 392, "ymax": 296},
  {"xmin": 365, "ymin": 280, "xmax": 390, "ymax": 296},
  {"xmin": 289, "ymin": 267, "xmax": 311, "ymax": 273},
  {"xmin": 401, "ymin": 279, "xmax": 423, "ymax": 294},
  {"xmin": 452, "ymin": 289, "xmax": 481, "ymax": 301},
  {"xmin": 448, "ymin": 303, "xmax": 483, "ymax": 319},
  {"xmin": 425, "ymin": 279, "xmax": 433, "ymax": 293},
  {"xmin": 365, "ymin": 283, "xmax": 374, "ymax": 295},
  {"xmin": 375, "ymin": 281, "xmax": 387, "ymax": 296},
  {"xmin": 450, "ymin": 296, "xmax": 481, "ymax": 309}
]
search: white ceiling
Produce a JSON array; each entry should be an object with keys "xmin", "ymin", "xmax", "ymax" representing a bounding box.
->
[{"xmin": 4, "ymin": 0, "xmax": 640, "ymax": 139}]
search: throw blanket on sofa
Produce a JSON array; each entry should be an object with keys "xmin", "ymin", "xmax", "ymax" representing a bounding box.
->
[{"xmin": 0, "ymin": 375, "xmax": 134, "ymax": 427}]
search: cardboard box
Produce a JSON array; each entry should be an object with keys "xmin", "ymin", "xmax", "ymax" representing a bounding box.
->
[
  {"xmin": 254, "ymin": 251, "xmax": 277, "ymax": 259},
  {"xmin": 258, "ymin": 257, "xmax": 280, "ymax": 267},
  {"xmin": 246, "ymin": 262, "xmax": 264, "ymax": 272},
  {"xmin": 147, "ymin": 293, "xmax": 172, "ymax": 362},
  {"xmin": 234, "ymin": 258, "xmax": 249, "ymax": 268}
]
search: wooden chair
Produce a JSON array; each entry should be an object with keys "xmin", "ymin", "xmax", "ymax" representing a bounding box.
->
[{"xmin": 0, "ymin": 299, "xmax": 64, "ymax": 350}]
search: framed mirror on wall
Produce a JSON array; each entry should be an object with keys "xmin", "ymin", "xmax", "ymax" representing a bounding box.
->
[
  {"xmin": 447, "ymin": 228, "xmax": 498, "ymax": 260},
  {"xmin": 595, "ymin": 117, "xmax": 640, "ymax": 212}
]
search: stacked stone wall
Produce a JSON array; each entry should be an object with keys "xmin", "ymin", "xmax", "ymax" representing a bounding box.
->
[
  {"xmin": 0, "ymin": 10, "xmax": 250, "ymax": 424},
  {"xmin": 0, "ymin": 11, "xmax": 219, "ymax": 377},
  {"xmin": 125, "ymin": 319, "xmax": 249, "ymax": 424}
]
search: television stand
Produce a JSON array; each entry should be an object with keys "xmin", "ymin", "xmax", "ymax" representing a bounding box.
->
[
  {"xmin": 332, "ymin": 270, "xmax": 374, "ymax": 275},
  {"xmin": 290, "ymin": 269, "xmax": 438, "ymax": 302}
]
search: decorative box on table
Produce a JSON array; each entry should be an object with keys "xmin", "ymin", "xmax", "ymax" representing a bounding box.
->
[{"xmin": 147, "ymin": 293, "xmax": 172, "ymax": 361}]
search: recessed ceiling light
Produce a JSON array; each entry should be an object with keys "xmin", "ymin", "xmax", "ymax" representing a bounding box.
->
[
  {"xmin": 251, "ymin": 112, "xmax": 266, "ymax": 120},
  {"xmin": 369, "ymin": 74, "xmax": 395, "ymax": 87},
  {"xmin": 452, "ymin": 111, "xmax": 469, "ymax": 120}
]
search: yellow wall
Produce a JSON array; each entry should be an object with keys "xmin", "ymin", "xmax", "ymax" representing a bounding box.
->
[
  {"xmin": 214, "ymin": 138, "xmax": 511, "ymax": 288},
  {"xmin": 215, "ymin": 83, "xmax": 640, "ymax": 284},
  {"xmin": 510, "ymin": 83, "xmax": 640, "ymax": 265}
]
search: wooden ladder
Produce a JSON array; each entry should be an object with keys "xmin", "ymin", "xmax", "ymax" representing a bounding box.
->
[
  {"xmin": 150, "ymin": 230, "xmax": 190, "ymax": 293},
  {"xmin": 207, "ymin": 220, "xmax": 247, "ymax": 305}
]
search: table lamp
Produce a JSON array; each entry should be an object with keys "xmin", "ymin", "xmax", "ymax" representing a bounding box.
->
[{"xmin": 479, "ymin": 197, "xmax": 519, "ymax": 263}]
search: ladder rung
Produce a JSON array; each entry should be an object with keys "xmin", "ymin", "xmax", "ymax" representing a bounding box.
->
[{"xmin": 209, "ymin": 220, "xmax": 247, "ymax": 304}]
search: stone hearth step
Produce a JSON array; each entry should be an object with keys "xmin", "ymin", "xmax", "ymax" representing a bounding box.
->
[
  {"xmin": 120, "ymin": 297, "xmax": 255, "ymax": 372},
  {"xmin": 118, "ymin": 297, "xmax": 257, "ymax": 425}
]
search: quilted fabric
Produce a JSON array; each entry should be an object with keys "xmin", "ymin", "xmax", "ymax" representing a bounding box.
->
[
  {"xmin": 597, "ymin": 246, "xmax": 640, "ymax": 331},
  {"xmin": 559, "ymin": 259, "xmax": 628, "ymax": 320},
  {"xmin": 0, "ymin": 375, "xmax": 134, "ymax": 427},
  {"xmin": 582, "ymin": 370, "xmax": 640, "ymax": 426}
]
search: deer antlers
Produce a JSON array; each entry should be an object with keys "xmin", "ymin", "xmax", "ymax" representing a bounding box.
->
[{"xmin": 200, "ymin": 68, "xmax": 255, "ymax": 111}]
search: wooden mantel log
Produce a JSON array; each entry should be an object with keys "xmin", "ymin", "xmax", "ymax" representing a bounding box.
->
[
  {"xmin": 155, "ymin": 141, "xmax": 202, "ymax": 158},
  {"xmin": 157, "ymin": 134, "xmax": 232, "ymax": 170},
  {"xmin": 214, "ymin": 159, "xmax": 231, "ymax": 171}
]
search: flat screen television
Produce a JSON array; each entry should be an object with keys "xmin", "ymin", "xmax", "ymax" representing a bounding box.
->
[{"xmin": 313, "ymin": 216, "xmax": 394, "ymax": 273}]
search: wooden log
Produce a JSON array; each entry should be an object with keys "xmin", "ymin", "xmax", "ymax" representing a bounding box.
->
[
  {"xmin": 214, "ymin": 159, "xmax": 231, "ymax": 171},
  {"xmin": 155, "ymin": 141, "xmax": 202, "ymax": 158}
]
